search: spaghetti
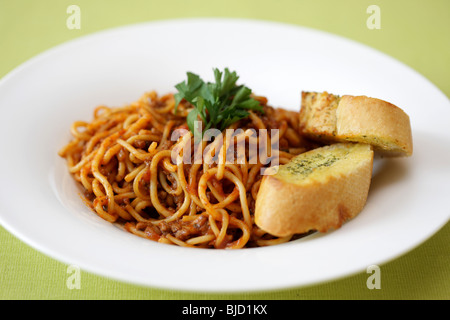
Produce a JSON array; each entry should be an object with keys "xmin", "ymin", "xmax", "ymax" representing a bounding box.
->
[{"xmin": 59, "ymin": 91, "xmax": 311, "ymax": 248}]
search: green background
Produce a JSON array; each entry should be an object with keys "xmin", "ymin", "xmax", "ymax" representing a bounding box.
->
[{"xmin": 0, "ymin": 0, "xmax": 449, "ymax": 300}]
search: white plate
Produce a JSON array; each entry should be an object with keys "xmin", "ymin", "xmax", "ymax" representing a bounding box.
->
[{"xmin": 0, "ymin": 18, "xmax": 449, "ymax": 293}]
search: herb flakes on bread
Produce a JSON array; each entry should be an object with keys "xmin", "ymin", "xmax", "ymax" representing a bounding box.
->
[
  {"xmin": 299, "ymin": 91, "xmax": 413, "ymax": 157},
  {"xmin": 255, "ymin": 143, "xmax": 374, "ymax": 237}
]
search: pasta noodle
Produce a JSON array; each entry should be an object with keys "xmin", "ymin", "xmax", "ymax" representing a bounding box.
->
[{"xmin": 58, "ymin": 91, "xmax": 312, "ymax": 248}]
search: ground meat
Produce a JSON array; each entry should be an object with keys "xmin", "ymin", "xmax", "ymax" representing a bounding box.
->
[
  {"xmin": 134, "ymin": 139, "xmax": 149, "ymax": 150},
  {"xmin": 158, "ymin": 214, "xmax": 209, "ymax": 241}
]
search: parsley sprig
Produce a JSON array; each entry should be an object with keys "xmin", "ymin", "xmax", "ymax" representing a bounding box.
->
[{"xmin": 174, "ymin": 68, "xmax": 263, "ymax": 135}]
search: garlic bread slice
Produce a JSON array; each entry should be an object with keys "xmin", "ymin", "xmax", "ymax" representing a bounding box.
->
[
  {"xmin": 255, "ymin": 143, "xmax": 374, "ymax": 237},
  {"xmin": 299, "ymin": 91, "xmax": 413, "ymax": 157}
]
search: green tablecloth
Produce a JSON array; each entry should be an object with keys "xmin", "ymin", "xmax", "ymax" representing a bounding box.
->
[{"xmin": 1, "ymin": 0, "xmax": 449, "ymax": 300}]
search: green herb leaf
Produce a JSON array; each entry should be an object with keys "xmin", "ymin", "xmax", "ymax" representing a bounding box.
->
[
  {"xmin": 186, "ymin": 108, "xmax": 201, "ymax": 136},
  {"xmin": 174, "ymin": 68, "xmax": 263, "ymax": 135},
  {"xmin": 174, "ymin": 72, "xmax": 205, "ymax": 113}
]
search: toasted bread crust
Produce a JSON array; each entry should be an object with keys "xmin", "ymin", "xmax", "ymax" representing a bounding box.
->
[
  {"xmin": 299, "ymin": 92, "xmax": 413, "ymax": 156},
  {"xmin": 255, "ymin": 143, "xmax": 374, "ymax": 237},
  {"xmin": 299, "ymin": 91, "xmax": 339, "ymax": 139}
]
